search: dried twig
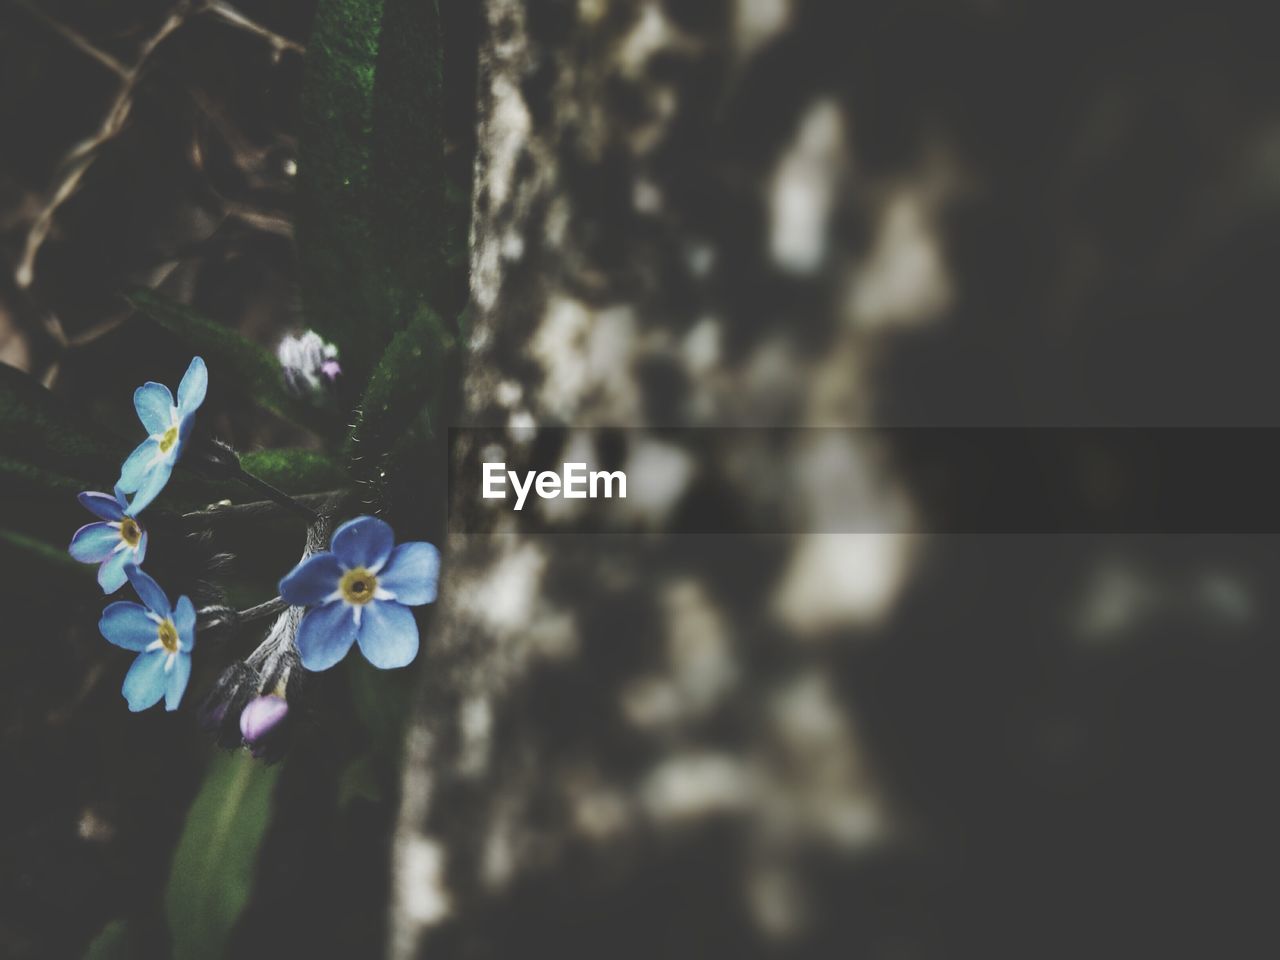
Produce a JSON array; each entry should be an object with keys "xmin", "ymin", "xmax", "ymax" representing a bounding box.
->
[
  {"xmin": 204, "ymin": 0, "xmax": 304, "ymax": 58},
  {"xmin": 9, "ymin": 0, "xmax": 129, "ymax": 79},
  {"xmin": 183, "ymin": 490, "xmax": 346, "ymax": 526},
  {"xmin": 197, "ymin": 595, "xmax": 289, "ymax": 632},
  {"xmin": 11, "ymin": 0, "xmax": 305, "ymax": 291},
  {"xmin": 14, "ymin": 1, "xmax": 195, "ymax": 289}
]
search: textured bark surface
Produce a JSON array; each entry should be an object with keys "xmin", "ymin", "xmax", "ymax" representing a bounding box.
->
[
  {"xmin": 389, "ymin": 2, "xmax": 1279, "ymax": 958},
  {"xmin": 389, "ymin": 3, "xmax": 926, "ymax": 957}
]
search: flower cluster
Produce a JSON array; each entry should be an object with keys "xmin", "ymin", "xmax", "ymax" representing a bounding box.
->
[
  {"xmin": 69, "ymin": 353, "xmax": 441, "ymax": 754},
  {"xmin": 71, "ymin": 357, "xmax": 206, "ymax": 711}
]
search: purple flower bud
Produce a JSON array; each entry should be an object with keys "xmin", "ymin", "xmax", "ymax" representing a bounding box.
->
[
  {"xmin": 240, "ymin": 695, "xmax": 289, "ymax": 757},
  {"xmin": 321, "ymin": 358, "xmax": 342, "ymax": 382}
]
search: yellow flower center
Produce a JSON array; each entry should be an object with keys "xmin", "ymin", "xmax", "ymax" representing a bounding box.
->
[
  {"xmin": 119, "ymin": 517, "xmax": 142, "ymax": 548},
  {"xmin": 157, "ymin": 619, "xmax": 180, "ymax": 654},
  {"xmin": 340, "ymin": 567, "xmax": 378, "ymax": 605},
  {"xmin": 158, "ymin": 425, "xmax": 179, "ymax": 454}
]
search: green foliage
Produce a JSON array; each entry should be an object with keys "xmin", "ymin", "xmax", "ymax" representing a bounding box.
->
[
  {"xmin": 159, "ymin": 448, "xmax": 347, "ymax": 516},
  {"xmin": 164, "ymin": 751, "xmax": 280, "ymax": 960},
  {"xmin": 349, "ymin": 655, "xmax": 414, "ymax": 763},
  {"xmin": 239, "ymin": 448, "xmax": 349, "ymax": 494},
  {"xmin": 348, "ymin": 307, "xmax": 454, "ymax": 471},
  {"xmin": 82, "ymin": 920, "xmax": 137, "ymax": 960},
  {"xmin": 337, "ymin": 753, "xmax": 383, "ymax": 810},
  {"xmin": 0, "ymin": 528, "xmax": 94, "ymax": 592},
  {"xmin": 297, "ymin": 0, "xmax": 455, "ymax": 382},
  {"xmin": 0, "ymin": 362, "xmax": 122, "ymax": 483},
  {"xmin": 127, "ymin": 290, "xmax": 327, "ymax": 434},
  {"xmin": 0, "ymin": 454, "xmax": 82, "ymax": 493}
]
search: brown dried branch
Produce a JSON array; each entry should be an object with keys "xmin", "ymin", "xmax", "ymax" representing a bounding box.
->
[
  {"xmin": 204, "ymin": 0, "xmax": 304, "ymax": 59},
  {"xmin": 9, "ymin": 0, "xmax": 130, "ymax": 79},
  {"xmin": 11, "ymin": 0, "xmax": 304, "ymax": 292},
  {"xmin": 14, "ymin": 1, "xmax": 195, "ymax": 290}
]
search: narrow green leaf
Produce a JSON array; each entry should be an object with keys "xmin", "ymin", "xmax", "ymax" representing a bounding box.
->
[
  {"xmin": 337, "ymin": 753, "xmax": 384, "ymax": 810},
  {"xmin": 0, "ymin": 456, "xmax": 89, "ymax": 553},
  {"xmin": 348, "ymin": 308, "xmax": 454, "ymax": 462},
  {"xmin": 297, "ymin": 0, "xmax": 456, "ymax": 382},
  {"xmin": 239, "ymin": 448, "xmax": 349, "ymax": 494},
  {"xmin": 349, "ymin": 655, "xmax": 414, "ymax": 762},
  {"xmin": 0, "ymin": 527, "xmax": 92, "ymax": 580},
  {"xmin": 127, "ymin": 290, "xmax": 328, "ymax": 434},
  {"xmin": 82, "ymin": 919, "xmax": 136, "ymax": 960},
  {"xmin": 164, "ymin": 750, "xmax": 280, "ymax": 960},
  {"xmin": 0, "ymin": 362, "xmax": 122, "ymax": 483},
  {"xmin": 371, "ymin": 0, "xmax": 452, "ymax": 309},
  {"xmin": 0, "ymin": 454, "xmax": 85, "ymax": 496}
]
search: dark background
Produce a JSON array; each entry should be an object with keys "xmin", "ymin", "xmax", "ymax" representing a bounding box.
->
[{"xmin": 2, "ymin": 1, "xmax": 1278, "ymax": 958}]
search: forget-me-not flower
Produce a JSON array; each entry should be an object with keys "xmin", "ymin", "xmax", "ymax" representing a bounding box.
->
[
  {"xmin": 99, "ymin": 564, "xmax": 196, "ymax": 712},
  {"xmin": 68, "ymin": 487, "xmax": 147, "ymax": 593},
  {"xmin": 117, "ymin": 356, "xmax": 207, "ymax": 514},
  {"xmin": 279, "ymin": 516, "xmax": 439, "ymax": 671}
]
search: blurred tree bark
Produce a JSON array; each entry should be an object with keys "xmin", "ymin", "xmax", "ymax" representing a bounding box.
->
[
  {"xmin": 390, "ymin": 2, "xmax": 909, "ymax": 957},
  {"xmin": 390, "ymin": 1, "xmax": 1280, "ymax": 958}
]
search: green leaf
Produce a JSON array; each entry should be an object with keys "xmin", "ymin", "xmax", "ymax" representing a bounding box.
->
[
  {"xmin": 337, "ymin": 753, "xmax": 384, "ymax": 810},
  {"xmin": 0, "ymin": 454, "xmax": 86, "ymax": 505},
  {"xmin": 82, "ymin": 920, "xmax": 137, "ymax": 960},
  {"xmin": 127, "ymin": 290, "xmax": 328, "ymax": 434},
  {"xmin": 0, "ymin": 527, "xmax": 93, "ymax": 584},
  {"xmin": 348, "ymin": 307, "xmax": 453, "ymax": 464},
  {"xmin": 164, "ymin": 751, "xmax": 280, "ymax": 960},
  {"xmin": 296, "ymin": 0, "xmax": 456, "ymax": 382},
  {"xmin": 349, "ymin": 655, "xmax": 414, "ymax": 762},
  {"xmin": 239, "ymin": 448, "xmax": 349, "ymax": 495},
  {"xmin": 0, "ymin": 456, "xmax": 88, "ymax": 553},
  {"xmin": 0, "ymin": 362, "xmax": 122, "ymax": 484}
]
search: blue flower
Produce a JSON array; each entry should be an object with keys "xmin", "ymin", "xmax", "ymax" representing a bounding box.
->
[
  {"xmin": 117, "ymin": 356, "xmax": 207, "ymax": 514},
  {"xmin": 99, "ymin": 565, "xmax": 196, "ymax": 712},
  {"xmin": 279, "ymin": 516, "xmax": 439, "ymax": 671},
  {"xmin": 68, "ymin": 487, "xmax": 148, "ymax": 593}
]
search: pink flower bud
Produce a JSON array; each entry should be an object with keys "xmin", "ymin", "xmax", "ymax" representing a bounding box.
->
[{"xmin": 239, "ymin": 695, "xmax": 289, "ymax": 756}]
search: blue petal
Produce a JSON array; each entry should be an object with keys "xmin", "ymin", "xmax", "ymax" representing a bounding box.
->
[
  {"xmin": 69, "ymin": 523, "xmax": 119, "ymax": 563},
  {"xmin": 126, "ymin": 564, "xmax": 172, "ymax": 618},
  {"xmin": 177, "ymin": 356, "xmax": 207, "ymax": 416},
  {"xmin": 134, "ymin": 528, "xmax": 148, "ymax": 566},
  {"xmin": 357, "ymin": 600, "xmax": 419, "ymax": 669},
  {"xmin": 295, "ymin": 601, "xmax": 358, "ymax": 671},
  {"xmin": 97, "ymin": 549, "xmax": 131, "ymax": 594},
  {"xmin": 331, "ymin": 516, "xmax": 395, "ymax": 571},
  {"xmin": 118, "ymin": 439, "xmax": 160, "ymax": 493},
  {"xmin": 174, "ymin": 595, "xmax": 196, "ymax": 651},
  {"xmin": 279, "ymin": 552, "xmax": 343, "ymax": 606},
  {"xmin": 123, "ymin": 652, "xmax": 168, "ymax": 712},
  {"xmin": 377, "ymin": 542, "xmax": 440, "ymax": 606},
  {"xmin": 100, "ymin": 602, "xmax": 158, "ymax": 651},
  {"xmin": 134, "ymin": 382, "xmax": 175, "ymax": 435},
  {"xmin": 78, "ymin": 491, "xmax": 125, "ymax": 522},
  {"xmin": 177, "ymin": 409, "xmax": 196, "ymax": 451},
  {"xmin": 127, "ymin": 458, "xmax": 175, "ymax": 515},
  {"xmin": 116, "ymin": 484, "xmax": 143, "ymax": 519},
  {"xmin": 165, "ymin": 653, "xmax": 192, "ymax": 711}
]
